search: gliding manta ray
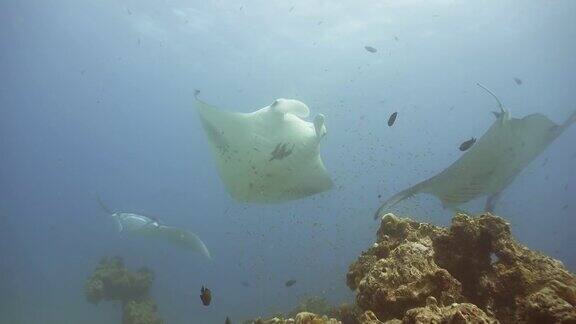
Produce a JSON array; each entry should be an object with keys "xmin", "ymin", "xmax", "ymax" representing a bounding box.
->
[
  {"xmin": 375, "ymin": 83, "xmax": 576, "ymax": 219},
  {"xmin": 97, "ymin": 196, "xmax": 211, "ymax": 259}
]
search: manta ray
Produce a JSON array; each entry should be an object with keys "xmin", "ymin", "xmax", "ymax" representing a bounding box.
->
[
  {"xmin": 195, "ymin": 93, "xmax": 333, "ymax": 203},
  {"xmin": 97, "ymin": 197, "xmax": 211, "ymax": 259},
  {"xmin": 375, "ymin": 84, "xmax": 576, "ymax": 219}
]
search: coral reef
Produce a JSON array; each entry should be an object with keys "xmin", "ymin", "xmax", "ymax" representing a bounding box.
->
[
  {"xmin": 250, "ymin": 311, "xmax": 342, "ymax": 324},
  {"xmin": 248, "ymin": 296, "xmax": 361, "ymax": 324},
  {"xmin": 122, "ymin": 298, "xmax": 163, "ymax": 324},
  {"xmin": 327, "ymin": 303, "xmax": 362, "ymax": 324},
  {"xmin": 85, "ymin": 256, "xmax": 163, "ymax": 324},
  {"xmin": 85, "ymin": 256, "xmax": 153, "ymax": 304},
  {"xmin": 288, "ymin": 296, "xmax": 331, "ymax": 317},
  {"xmin": 347, "ymin": 213, "xmax": 576, "ymax": 323}
]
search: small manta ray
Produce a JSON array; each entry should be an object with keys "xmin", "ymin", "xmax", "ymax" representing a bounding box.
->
[
  {"xmin": 97, "ymin": 196, "xmax": 211, "ymax": 259},
  {"xmin": 374, "ymin": 83, "xmax": 576, "ymax": 218},
  {"xmin": 195, "ymin": 93, "xmax": 333, "ymax": 203},
  {"xmin": 269, "ymin": 142, "xmax": 295, "ymax": 161}
]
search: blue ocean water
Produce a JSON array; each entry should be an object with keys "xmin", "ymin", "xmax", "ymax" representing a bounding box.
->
[{"xmin": 1, "ymin": 1, "xmax": 575, "ymax": 323}]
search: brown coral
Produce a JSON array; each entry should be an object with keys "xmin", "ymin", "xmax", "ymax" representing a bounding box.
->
[
  {"xmin": 122, "ymin": 298, "xmax": 163, "ymax": 324},
  {"xmin": 402, "ymin": 302, "xmax": 497, "ymax": 324},
  {"xmin": 347, "ymin": 213, "xmax": 576, "ymax": 323},
  {"xmin": 85, "ymin": 256, "xmax": 163, "ymax": 324},
  {"xmin": 251, "ymin": 312, "xmax": 342, "ymax": 324},
  {"xmin": 85, "ymin": 256, "xmax": 153, "ymax": 304}
]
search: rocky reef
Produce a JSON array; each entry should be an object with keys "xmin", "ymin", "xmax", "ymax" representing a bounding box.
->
[
  {"xmin": 250, "ymin": 311, "xmax": 342, "ymax": 324},
  {"xmin": 85, "ymin": 256, "xmax": 163, "ymax": 324},
  {"xmin": 347, "ymin": 213, "xmax": 576, "ymax": 323}
]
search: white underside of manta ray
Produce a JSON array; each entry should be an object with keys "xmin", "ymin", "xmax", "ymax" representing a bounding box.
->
[
  {"xmin": 375, "ymin": 84, "xmax": 576, "ymax": 219},
  {"xmin": 195, "ymin": 94, "xmax": 333, "ymax": 203},
  {"xmin": 97, "ymin": 197, "xmax": 211, "ymax": 259}
]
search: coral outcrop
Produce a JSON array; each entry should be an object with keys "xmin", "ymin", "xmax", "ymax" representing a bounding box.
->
[
  {"xmin": 347, "ymin": 213, "xmax": 576, "ymax": 323},
  {"xmin": 251, "ymin": 312, "xmax": 342, "ymax": 324},
  {"xmin": 85, "ymin": 256, "xmax": 163, "ymax": 324}
]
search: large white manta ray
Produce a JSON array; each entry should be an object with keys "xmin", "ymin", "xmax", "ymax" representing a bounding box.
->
[
  {"xmin": 375, "ymin": 84, "xmax": 576, "ymax": 219},
  {"xmin": 195, "ymin": 95, "xmax": 333, "ymax": 203},
  {"xmin": 98, "ymin": 197, "xmax": 211, "ymax": 259}
]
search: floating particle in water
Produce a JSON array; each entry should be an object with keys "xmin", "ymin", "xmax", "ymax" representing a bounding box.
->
[
  {"xmin": 364, "ymin": 46, "xmax": 377, "ymax": 53},
  {"xmin": 459, "ymin": 137, "xmax": 476, "ymax": 151}
]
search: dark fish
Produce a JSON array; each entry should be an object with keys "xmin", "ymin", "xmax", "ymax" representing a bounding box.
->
[
  {"xmin": 289, "ymin": 5, "xmax": 294, "ymax": 12},
  {"xmin": 285, "ymin": 279, "xmax": 297, "ymax": 287},
  {"xmin": 514, "ymin": 77, "xmax": 523, "ymax": 85},
  {"xmin": 387, "ymin": 112, "xmax": 398, "ymax": 127},
  {"xmin": 194, "ymin": 89, "xmax": 201, "ymax": 97},
  {"xmin": 200, "ymin": 286, "xmax": 211, "ymax": 306},
  {"xmin": 459, "ymin": 137, "xmax": 476, "ymax": 151},
  {"xmin": 241, "ymin": 281, "xmax": 251, "ymax": 287},
  {"xmin": 269, "ymin": 142, "xmax": 295, "ymax": 161},
  {"xmin": 225, "ymin": 317, "xmax": 231, "ymax": 324},
  {"xmin": 364, "ymin": 46, "xmax": 377, "ymax": 53}
]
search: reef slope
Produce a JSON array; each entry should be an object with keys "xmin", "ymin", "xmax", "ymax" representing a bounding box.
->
[{"xmin": 347, "ymin": 213, "xmax": 576, "ymax": 323}]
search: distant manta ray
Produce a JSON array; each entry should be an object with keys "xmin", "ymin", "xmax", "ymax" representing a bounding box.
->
[
  {"xmin": 374, "ymin": 83, "xmax": 576, "ymax": 219},
  {"xmin": 97, "ymin": 196, "xmax": 211, "ymax": 259}
]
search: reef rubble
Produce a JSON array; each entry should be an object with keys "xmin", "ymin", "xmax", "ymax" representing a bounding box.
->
[
  {"xmin": 347, "ymin": 213, "xmax": 576, "ymax": 323},
  {"xmin": 85, "ymin": 256, "xmax": 163, "ymax": 324}
]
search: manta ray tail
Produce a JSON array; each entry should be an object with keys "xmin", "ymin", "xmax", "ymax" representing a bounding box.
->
[
  {"xmin": 562, "ymin": 109, "xmax": 576, "ymax": 130},
  {"xmin": 374, "ymin": 185, "xmax": 422, "ymax": 220},
  {"xmin": 477, "ymin": 83, "xmax": 505, "ymax": 114},
  {"xmin": 96, "ymin": 195, "xmax": 113, "ymax": 215}
]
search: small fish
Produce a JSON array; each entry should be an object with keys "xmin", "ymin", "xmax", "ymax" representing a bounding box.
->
[
  {"xmin": 194, "ymin": 89, "xmax": 201, "ymax": 98},
  {"xmin": 200, "ymin": 286, "xmax": 211, "ymax": 306},
  {"xmin": 285, "ymin": 279, "xmax": 297, "ymax": 287},
  {"xmin": 289, "ymin": 5, "xmax": 294, "ymax": 12},
  {"xmin": 514, "ymin": 77, "xmax": 523, "ymax": 85},
  {"xmin": 241, "ymin": 281, "xmax": 251, "ymax": 287},
  {"xmin": 394, "ymin": 36, "xmax": 399, "ymax": 42},
  {"xmin": 388, "ymin": 112, "xmax": 398, "ymax": 127},
  {"xmin": 364, "ymin": 46, "xmax": 377, "ymax": 53},
  {"xmin": 459, "ymin": 137, "xmax": 476, "ymax": 151},
  {"xmin": 225, "ymin": 317, "xmax": 231, "ymax": 324}
]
